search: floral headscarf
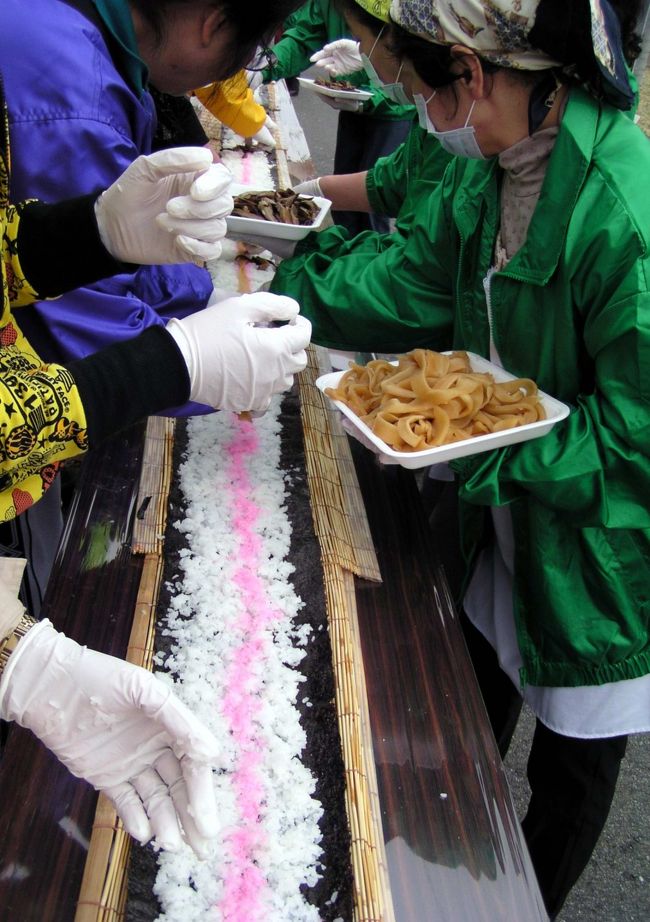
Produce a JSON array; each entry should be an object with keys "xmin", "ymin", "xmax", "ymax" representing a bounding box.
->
[
  {"xmin": 389, "ymin": 0, "xmax": 560, "ymax": 69},
  {"xmin": 390, "ymin": 0, "xmax": 634, "ymax": 107}
]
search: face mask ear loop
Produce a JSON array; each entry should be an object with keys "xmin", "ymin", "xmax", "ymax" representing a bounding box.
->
[
  {"xmin": 425, "ymin": 89, "xmax": 437, "ymax": 104},
  {"xmin": 367, "ymin": 25, "xmax": 385, "ymax": 62},
  {"xmin": 395, "ymin": 61, "xmax": 404, "ymax": 82},
  {"xmin": 464, "ymin": 98, "xmax": 477, "ymax": 127}
]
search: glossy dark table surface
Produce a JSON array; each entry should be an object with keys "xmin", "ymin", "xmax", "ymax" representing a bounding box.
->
[
  {"xmin": 351, "ymin": 442, "xmax": 547, "ymax": 921},
  {"xmin": 0, "ymin": 420, "xmax": 547, "ymax": 921},
  {"xmin": 0, "ymin": 424, "xmax": 147, "ymax": 922}
]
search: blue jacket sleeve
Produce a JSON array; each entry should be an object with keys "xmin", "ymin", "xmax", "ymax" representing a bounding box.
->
[{"xmin": 7, "ymin": 113, "xmax": 213, "ymax": 415}]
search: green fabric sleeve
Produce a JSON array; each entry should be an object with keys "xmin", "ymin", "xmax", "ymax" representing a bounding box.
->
[
  {"xmin": 261, "ymin": 0, "xmax": 413, "ymax": 121},
  {"xmin": 366, "ymin": 128, "xmax": 416, "ymax": 216},
  {"xmin": 262, "ymin": 0, "xmax": 334, "ymax": 82},
  {"xmin": 451, "ymin": 289, "xmax": 650, "ymax": 530},
  {"xmin": 271, "ymin": 177, "xmax": 455, "ymax": 354}
]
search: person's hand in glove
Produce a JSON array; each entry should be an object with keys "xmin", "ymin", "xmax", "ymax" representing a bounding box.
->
[
  {"xmin": 310, "ymin": 39, "xmax": 364, "ymax": 77},
  {"xmin": 166, "ymin": 292, "xmax": 311, "ymax": 412},
  {"xmin": 248, "ymin": 115, "xmax": 277, "ymax": 149},
  {"xmin": 319, "ymin": 95, "xmax": 364, "ymax": 113},
  {"xmin": 292, "ymin": 178, "xmax": 323, "ymax": 198},
  {"xmin": 94, "ymin": 148, "xmax": 233, "ymax": 267},
  {"xmin": 0, "ymin": 619, "xmax": 221, "ymax": 856}
]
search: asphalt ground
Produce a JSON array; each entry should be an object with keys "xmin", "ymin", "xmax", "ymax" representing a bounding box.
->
[{"xmin": 289, "ymin": 67, "xmax": 650, "ymax": 922}]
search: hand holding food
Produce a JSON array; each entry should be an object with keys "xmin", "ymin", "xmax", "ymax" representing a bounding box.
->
[
  {"xmin": 94, "ymin": 148, "xmax": 233, "ymax": 266},
  {"xmin": 166, "ymin": 292, "xmax": 311, "ymax": 413},
  {"xmin": 292, "ymin": 178, "xmax": 323, "ymax": 197},
  {"xmin": 318, "ymin": 93, "xmax": 365, "ymax": 112},
  {"xmin": 327, "ymin": 350, "xmax": 546, "ymax": 452}
]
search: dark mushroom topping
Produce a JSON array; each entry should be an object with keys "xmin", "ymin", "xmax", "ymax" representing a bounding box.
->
[
  {"xmin": 314, "ymin": 78, "xmax": 357, "ymax": 91},
  {"xmin": 232, "ymin": 189, "xmax": 320, "ymax": 226}
]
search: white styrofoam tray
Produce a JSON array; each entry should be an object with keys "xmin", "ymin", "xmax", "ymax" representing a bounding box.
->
[
  {"xmin": 316, "ymin": 352, "xmax": 571, "ymax": 470},
  {"xmin": 227, "ymin": 185, "xmax": 331, "ymax": 241},
  {"xmin": 297, "ymin": 77, "xmax": 373, "ymax": 101}
]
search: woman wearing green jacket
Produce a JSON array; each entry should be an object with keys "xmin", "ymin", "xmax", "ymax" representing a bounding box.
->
[
  {"xmin": 257, "ymin": 0, "xmax": 414, "ymax": 234},
  {"xmin": 279, "ymin": 0, "xmax": 649, "ymax": 915}
]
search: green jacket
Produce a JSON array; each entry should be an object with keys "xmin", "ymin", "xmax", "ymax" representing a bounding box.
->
[
  {"xmin": 366, "ymin": 122, "xmax": 451, "ymax": 229},
  {"xmin": 279, "ymin": 88, "xmax": 650, "ymax": 689},
  {"xmin": 272, "ymin": 123, "xmax": 450, "ymax": 303},
  {"xmin": 262, "ymin": 0, "xmax": 412, "ymax": 121}
]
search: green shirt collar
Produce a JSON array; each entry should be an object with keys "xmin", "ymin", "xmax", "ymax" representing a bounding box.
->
[{"xmin": 92, "ymin": 0, "xmax": 148, "ymax": 95}]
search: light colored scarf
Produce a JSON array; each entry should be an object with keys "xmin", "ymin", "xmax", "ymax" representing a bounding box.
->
[{"xmin": 389, "ymin": 0, "xmax": 561, "ymax": 70}]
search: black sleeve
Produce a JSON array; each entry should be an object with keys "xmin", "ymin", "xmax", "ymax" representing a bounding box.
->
[
  {"xmin": 67, "ymin": 326, "xmax": 191, "ymax": 445},
  {"xmin": 17, "ymin": 194, "xmax": 136, "ymax": 298}
]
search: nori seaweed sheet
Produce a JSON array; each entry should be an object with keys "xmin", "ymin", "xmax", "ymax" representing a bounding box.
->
[{"xmin": 126, "ymin": 390, "xmax": 353, "ymax": 920}]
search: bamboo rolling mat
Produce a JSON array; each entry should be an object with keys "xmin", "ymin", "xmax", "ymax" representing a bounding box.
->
[
  {"xmin": 300, "ymin": 345, "xmax": 394, "ymax": 922},
  {"xmin": 76, "ymin": 94, "xmax": 393, "ymax": 921},
  {"xmin": 75, "ymin": 418, "xmax": 175, "ymax": 921}
]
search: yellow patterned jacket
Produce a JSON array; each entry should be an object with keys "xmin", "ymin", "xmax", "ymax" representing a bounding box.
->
[{"xmin": 1, "ymin": 86, "xmax": 88, "ymax": 521}]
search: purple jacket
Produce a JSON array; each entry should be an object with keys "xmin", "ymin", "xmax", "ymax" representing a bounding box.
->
[{"xmin": 0, "ymin": 0, "xmax": 213, "ymax": 414}]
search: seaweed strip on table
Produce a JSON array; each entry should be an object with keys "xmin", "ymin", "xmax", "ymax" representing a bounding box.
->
[{"xmin": 126, "ymin": 395, "xmax": 353, "ymax": 921}]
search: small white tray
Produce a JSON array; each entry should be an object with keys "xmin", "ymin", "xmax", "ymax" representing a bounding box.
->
[
  {"xmin": 227, "ymin": 188, "xmax": 331, "ymax": 241},
  {"xmin": 297, "ymin": 77, "xmax": 373, "ymax": 102},
  {"xmin": 316, "ymin": 352, "xmax": 571, "ymax": 470}
]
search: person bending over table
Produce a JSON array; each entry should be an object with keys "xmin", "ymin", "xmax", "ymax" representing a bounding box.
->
[
  {"xmin": 0, "ymin": 0, "xmax": 301, "ymax": 374},
  {"xmin": 231, "ymin": 9, "xmax": 451, "ymax": 264}
]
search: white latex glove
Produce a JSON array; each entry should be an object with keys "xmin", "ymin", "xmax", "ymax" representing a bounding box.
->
[
  {"xmin": 319, "ymin": 94, "xmax": 364, "ymax": 113},
  {"xmin": 250, "ymin": 115, "xmax": 277, "ymax": 149},
  {"xmin": 292, "ymin": 178, "xmax": 323, "ymax": 197},
  {"xmin": 310, "ymin": 39, "xmax": 364, "ymax": 77},
  {"xmin": 166, "ymin": 292, "xmax": 311, "ymax": 412},
  {"xmin": 95, "ymin": 149, "xmax": 233, "ymax": 266},
  {"xmin": 0, "ymin": 620, "xmax": 221, "ymax": 856}
]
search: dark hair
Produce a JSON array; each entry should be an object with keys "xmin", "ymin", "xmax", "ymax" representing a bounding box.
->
[
  {"xmin": 131, "ymin": 0, "xmax": 302, "ymax": 79},
  {"xmin": 333, "ymin": 0, "xmax": 385, "ymax": 36},
  {"xmin": 387, "ymin": 26, "xmax": 497, "ymax": 92},
  {"xmin": 388, "ymin": 0, "xmax": 643, "ymax": 100}
]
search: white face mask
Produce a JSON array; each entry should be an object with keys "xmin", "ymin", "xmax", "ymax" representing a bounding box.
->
[
  {"xmin": 360, "ymin": 28, "xmax": 412, "ymax": 107},
  {"xmin": 379, "ymin": 63, "xmax": 412, "ymax": 107},
  {"xmin": 414, "ymin": 92, "xmax": 485, "ymax": 160}
]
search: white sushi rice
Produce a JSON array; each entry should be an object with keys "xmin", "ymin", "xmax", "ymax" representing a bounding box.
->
[{"xmin": 152, "ymin": 401, "xmax": 323, "ymax": 921}]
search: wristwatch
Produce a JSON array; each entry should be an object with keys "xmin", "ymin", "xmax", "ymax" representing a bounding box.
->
[{"xmin": 0, "ymin": 613, "xmax": 38, "ymax": 678}]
